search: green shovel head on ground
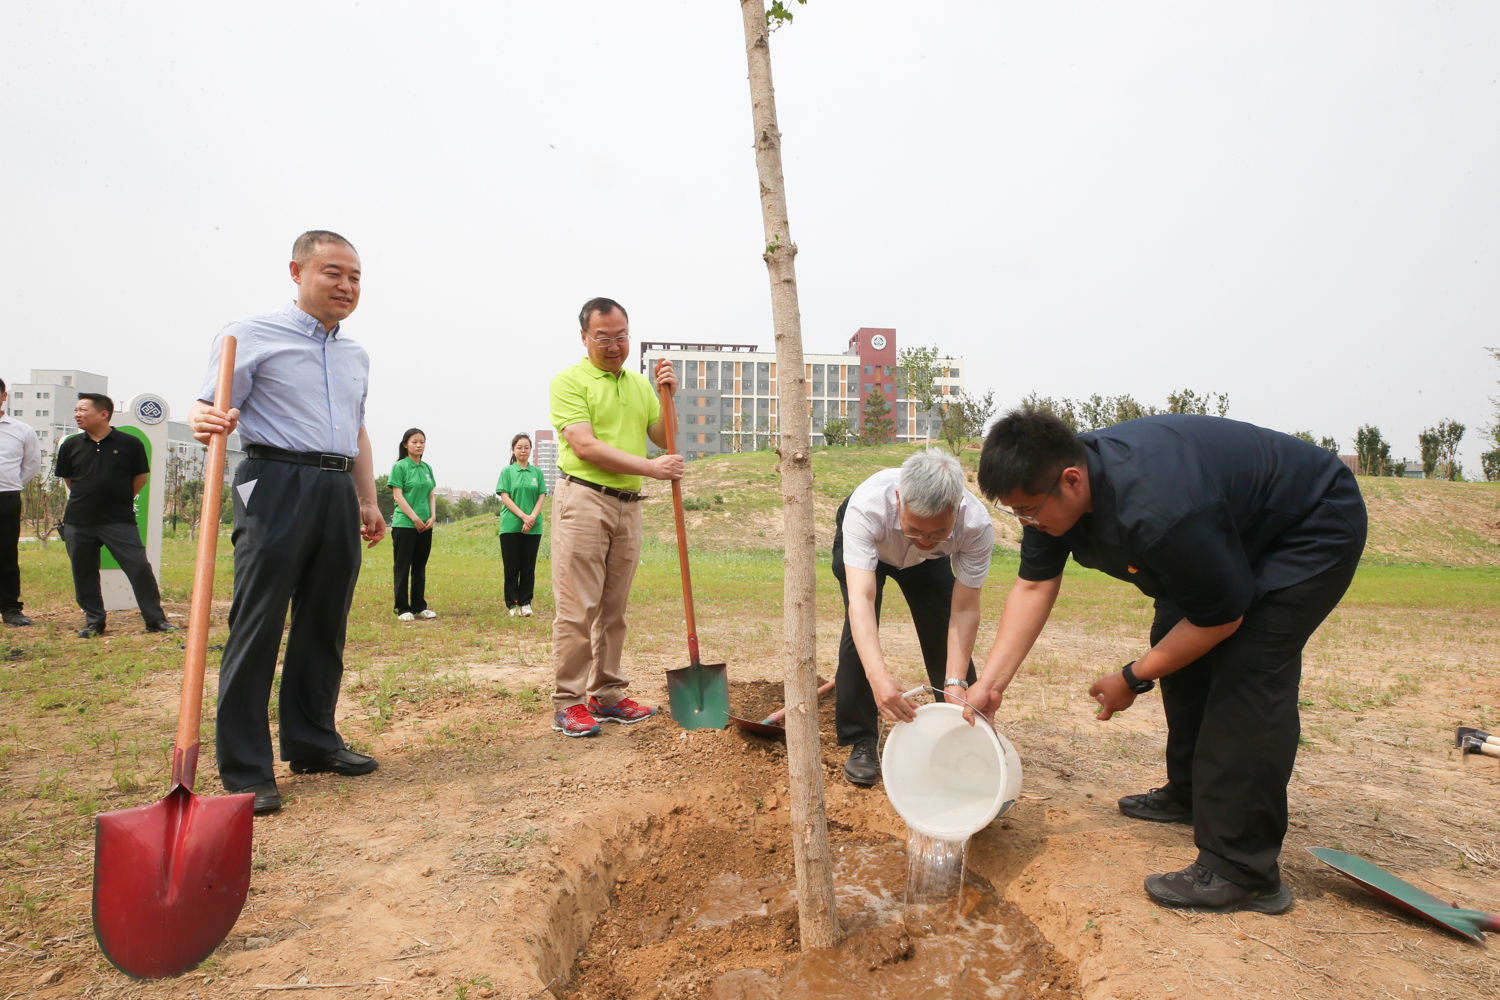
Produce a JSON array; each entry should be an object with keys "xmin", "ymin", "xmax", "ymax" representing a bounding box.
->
[
  {"xmin": 1307, "ymin": 847, "xmax": 1500, "ymax": 943},
  {"xmin": 667, "ymin": 661, "xmax": 731, "ymax": 730}
]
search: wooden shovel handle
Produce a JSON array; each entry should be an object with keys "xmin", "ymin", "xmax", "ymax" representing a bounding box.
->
[
  {"xmin": 172, "ymin": 336, "xmax": 236, "ymax": 789},
  {"xmin": 658, "ymin": 373, "xmax": 700, "ymax": 665}
]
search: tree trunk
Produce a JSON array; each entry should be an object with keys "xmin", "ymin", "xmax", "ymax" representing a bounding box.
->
[{"xmin": 739, "ymin": 0, "xmax": 840, "ymax": 950}]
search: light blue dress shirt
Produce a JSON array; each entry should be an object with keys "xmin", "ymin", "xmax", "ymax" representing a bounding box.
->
[{"xmin": 197, "ymin": 301, "xmax": 369, "ymax": 457}]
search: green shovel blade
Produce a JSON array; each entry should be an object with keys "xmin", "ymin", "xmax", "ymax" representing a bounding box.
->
[
  {"xmin": 1307, "ymin": 847, "xmax": 1500, "ymax": 943},
  {"xmin": 666, "ymin": 663, "xmax": 730, "ymax": 731}
]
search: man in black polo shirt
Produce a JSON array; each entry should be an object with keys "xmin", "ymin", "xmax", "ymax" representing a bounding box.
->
[
  {"xmin": 54, "ymin": 393, "xmax": 174, "ymax": 638},
  {"xmin": 967, "ymin": 407, "xmax": 1366, "ymax": 914}
]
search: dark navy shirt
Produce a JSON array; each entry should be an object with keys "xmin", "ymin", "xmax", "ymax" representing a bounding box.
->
[{"xmin": 1019, "ymin": 416, "xmax": 1367, "ymax": 627}]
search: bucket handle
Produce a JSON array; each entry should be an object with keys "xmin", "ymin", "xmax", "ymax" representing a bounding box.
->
[{"xmin": 902, "ymin": 685, "xmax": 994, "ymax": 726}]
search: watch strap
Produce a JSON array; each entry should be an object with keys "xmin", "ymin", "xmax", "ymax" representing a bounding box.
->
[
  {"xmin": 943, "ymin": 678, "xmax": 970, "ymax": 690},
  {"xmin": 1121, "ymin": 660, "xmax": 1155, "ymax": 694}
]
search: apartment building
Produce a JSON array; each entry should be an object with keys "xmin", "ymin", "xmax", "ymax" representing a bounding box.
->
[
  {"xmin": 532, "ymin": 429, "xmax": 559, "ymax": 492},
  {"xmin": 639, "ymin": 328, "xmax": 963, "ymax": 458},
  {"xmin": 6, "ymin": 369, "xmax": 109, "ymax": 458}
]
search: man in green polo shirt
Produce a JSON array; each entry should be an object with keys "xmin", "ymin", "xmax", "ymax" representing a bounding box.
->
[{"xmin": 548, "ymin": 296, "xmax": 681, "ymax": 737}]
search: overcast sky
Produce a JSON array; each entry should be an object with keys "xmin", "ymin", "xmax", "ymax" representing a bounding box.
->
[{"xmin": 4, "ymin": 1, "xmax": 1497, "ymax": 489}]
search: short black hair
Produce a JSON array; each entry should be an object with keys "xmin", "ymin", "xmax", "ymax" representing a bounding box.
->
[
  {"xmin": 77, "ymin": 392, "xmax": 114, "ymax": 419},
  {"xmin": 293, "ymin": 230, "xmax": 357, "ymax": 266},
  {"xmin": 977, "ymin": 405, "xmax": 1085, "ymax": 500},
  {"xmin": 0, "ymin": 377, "xmax": 6, "ymax": 394},
  {"xmin": 579, "ymin": 297, "xmax": 628, "ymax": 333}
]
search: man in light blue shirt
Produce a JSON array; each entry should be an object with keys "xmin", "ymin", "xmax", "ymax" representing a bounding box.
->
[{"xmin": 189, "ymin": 230, "xmax": 385, "ymax": 815}]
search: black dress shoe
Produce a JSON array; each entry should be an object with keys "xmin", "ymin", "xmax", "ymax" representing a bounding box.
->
[
  {"xmin": 1, "ymin": 609, "xmax": 30, "ymax": 626},
  {"xmin": 78, "ymin": 625, "xmax": 105, "ymax": 639},
  {"xmin": 1118, "ymin": 786, "xmax": 1192, "ymax": 824},
  {"xmin": 1144, "ymin": 862, "xmax": 1293, "ymax": 914},
  {"xmin": 145, "ymin": 621, "xmax": 179, "ymax": 633},
  {"xmin": 289, "ymin": 748, "xmax": 378, "ymax": 776},
  {"xmin": 844, "ymin": 739, "xmax": 879, "ymax": 786},
  {"xmin": 237, "ymin": 780, "xmax": 282, "ymax": 815}
]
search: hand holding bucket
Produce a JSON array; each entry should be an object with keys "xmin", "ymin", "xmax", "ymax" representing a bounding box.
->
[{"xmin": 882, "ymin": 687, "xmax": 1023, "ymax": 840}]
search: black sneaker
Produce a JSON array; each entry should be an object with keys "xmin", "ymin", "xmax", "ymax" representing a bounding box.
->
[
  {"xmin": 289, "ymin": 748, "xmax": 378, "ymax": 776},
  {"xmin": 1118, "ymin": 786, "xmax": 1192, "ymax": 824},
  {"xmin": 844, "ymin": 739, "xmax": 879, "ymax": 786},
  {"xmin": 1, "ymin": 609, "xmax": 30, "ymax": 627},
  {"xmin": 1145, "ymin": 862, "xmax": 1293, "ymax": 914}
]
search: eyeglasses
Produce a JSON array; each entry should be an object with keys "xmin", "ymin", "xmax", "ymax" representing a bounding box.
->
[
  {"xmin": 588, "ymin": 334, "xmax": 630, "ymax": 347},
  {"xmin": 898, "ymin": 503, "xmax": 955, "ymax": 543},
  {"xmin": 994, "ymin": 469, "xmax": 1064, "ymax": 526}
]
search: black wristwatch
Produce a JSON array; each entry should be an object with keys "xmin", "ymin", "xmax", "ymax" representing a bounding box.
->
[{"xmin": 1121, "ymin": 660, "xmax": 1155, "ymax": 694}]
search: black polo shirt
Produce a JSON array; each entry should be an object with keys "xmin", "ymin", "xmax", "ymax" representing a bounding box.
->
[
  {"xmin": 54, "ymin": 428, "xmax": 150, "ymax": 526},
  {"xmin": 1019, "ymin": 415, "xmax": 1367, "ymax": 627}
]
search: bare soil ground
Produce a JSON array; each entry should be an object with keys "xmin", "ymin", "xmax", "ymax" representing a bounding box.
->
[{"xmin": 5, "ymin": 590, "xmax": 1500, "ymax": 1000}]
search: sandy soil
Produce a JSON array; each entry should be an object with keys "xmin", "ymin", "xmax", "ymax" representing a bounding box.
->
[{"xmin": 6, "ymin": 602, "xmax": 1500, "ymax": 1000}]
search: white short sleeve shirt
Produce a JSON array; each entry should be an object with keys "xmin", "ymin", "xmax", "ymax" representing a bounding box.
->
[{"xmin": 840, "ymin": 468, "xmax": 995, "ymax": 588}]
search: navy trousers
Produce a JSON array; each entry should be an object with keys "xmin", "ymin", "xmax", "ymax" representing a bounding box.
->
[{"xmin": 216, "ymin": 459, "xmax": 361, "ymax": 790}]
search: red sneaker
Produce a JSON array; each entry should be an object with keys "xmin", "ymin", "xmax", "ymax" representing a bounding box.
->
[
  {"xmin": 588, "ymin": 696, "xmax": 655, "ymax": 724},
  {"xmin": 552, "ymin": 705, "xmax": 601, "ymax": 738}
]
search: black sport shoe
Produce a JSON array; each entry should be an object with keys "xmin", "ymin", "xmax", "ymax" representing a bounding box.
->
[
  {"xmin": 289, "ymin": 748, "xmax": 378, "ymax": 776},
  {"xmin": 844, "ymin": 739, "xmax": 879, "ymax": 786},
  {"xmin": 1118, "ymin": 786, "xmax": 1192, "ymax": 824},
  {"xmin": 1145, "ymin": 862, "xmax": 1293, "ymax": 914}
]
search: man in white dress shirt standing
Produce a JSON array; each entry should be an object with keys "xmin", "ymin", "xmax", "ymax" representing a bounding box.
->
[{"xmin": 0, "ymin": 377, "xmax": 42, "ymax": 627}]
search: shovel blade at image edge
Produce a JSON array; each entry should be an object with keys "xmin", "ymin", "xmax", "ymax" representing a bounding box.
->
[
  {"xmin": 667, "ymin": 662, "xmax": 730, "ymax": 730},
  {"xmin": 94, "ymin": 786, "xmax": 255, "ymax": 978}
]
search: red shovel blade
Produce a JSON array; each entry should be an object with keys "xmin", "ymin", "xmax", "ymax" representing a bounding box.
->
[{"xmin": 94, "ymin": 785, "xmax": 254, "ymax": 978}]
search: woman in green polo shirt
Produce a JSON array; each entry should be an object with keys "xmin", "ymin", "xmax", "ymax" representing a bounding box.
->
[
  {"xmin": 497, "ymin": 433, "xmax": 548, "ymax": 617},
  {"xmin": 389, "ymin": 428, "xmax": 438, "ymax": 621}
]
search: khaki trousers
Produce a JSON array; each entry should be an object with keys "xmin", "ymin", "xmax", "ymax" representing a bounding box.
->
[{"xmin": 550, "ymin": 477, "xmax": 643, "ymax": 710}]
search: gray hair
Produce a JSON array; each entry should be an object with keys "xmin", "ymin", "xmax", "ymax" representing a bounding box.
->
[{"xmin": 899, "ymin": 447, "xmax": 966, "ymax": 517}]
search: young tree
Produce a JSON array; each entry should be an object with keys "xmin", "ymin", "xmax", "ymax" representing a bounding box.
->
[
  {"xmin": 940, "ymin": 389, "xmax": 996, "ymax": 454},
  {"xmin": 1165, "ymin": 389, "xmax": 1230, "ymax": 417},
  {"xmin": 1419, "ymin": 419, "xmax": 1464, "ymax": 481},
  {"xmin": 896, "ymin": 344, "xmax": 942, "ymax": 444},
  {"xmin": 20, "ymin": 469, "xmax": 66, "ymax": 549},
  {"xmin": 1292, "ymin": 431, "xmax": 1340, "ymax": 453},
  {"xmin": 456, "ymin": 496, "xmax": 479, "ymax": 520},
  {"xmin": 820, "ymin": 415, "xmax": 850, "ymax": 447},
  {"xmin": 1354, "ymin": 425, "xmax": 1394, "ymax": 477},
  {"xmin": 375, "ymin": 474, "xmax": 395, "ymax": 522},
  {"xmin": 857, "ymin": 391, "xmax": 894, "ymax": 446},
  {"xmin": 739, "ymin": 0, "xmax": 839, "ymax": 949}
]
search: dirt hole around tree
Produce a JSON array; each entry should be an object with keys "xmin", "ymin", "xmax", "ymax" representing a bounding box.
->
[{"xmin": 527, "ymin": 681, "xmax": 1080, "ymax": 1000}]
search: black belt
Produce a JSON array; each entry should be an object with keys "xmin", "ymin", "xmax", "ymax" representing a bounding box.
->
[
  {"xmin": 246, "ymin": 444, "xmax": 354, "ymax": 472},
  {"xmin": 562, "ymin": 474, "xmax": 642, "ymax": 502}
]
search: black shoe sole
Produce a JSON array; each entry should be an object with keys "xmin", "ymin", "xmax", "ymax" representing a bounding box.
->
[
  {"xmin": 1119, "ymin": 803, "xmax": 1193, "ymax": 825},
  {"xmin": 288, "ymin": 756, "xmax": 378, "ymax": 776},
  {"xmin": 1145, "ymin": 878, "xmax": 1293, "ymax": 914}
]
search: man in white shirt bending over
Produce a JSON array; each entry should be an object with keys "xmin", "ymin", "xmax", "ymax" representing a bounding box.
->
[{"xmin": 834, "ymin": 447, "xmax": 996, "ymax": 785}]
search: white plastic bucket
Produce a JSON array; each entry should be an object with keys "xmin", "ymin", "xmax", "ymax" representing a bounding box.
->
[{"xmin": 881, "ymin": 700, "xmax": 1023, "ymax": 840}]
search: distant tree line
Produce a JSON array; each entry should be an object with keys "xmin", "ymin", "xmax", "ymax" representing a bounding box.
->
[{"xmin": 1022, "ymin": 389, "xmax": 1230, "ymax": 432}]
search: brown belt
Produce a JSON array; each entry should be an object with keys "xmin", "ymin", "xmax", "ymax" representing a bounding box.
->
[{"xmin": 562, "ymin": 474, "xmax": 643, "ymax": 502}]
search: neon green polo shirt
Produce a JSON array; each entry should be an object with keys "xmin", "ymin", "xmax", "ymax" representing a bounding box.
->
[
  {"xmin": 388, "ymin": 457, "xmax": 435, "ymax": 529},
  {"xmin": 549, "ymin": 357, "xmax": 661, "ymax": 492}
]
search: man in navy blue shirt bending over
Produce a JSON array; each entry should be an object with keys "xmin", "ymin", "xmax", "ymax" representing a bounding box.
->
[{"xmin": 966, "ymin": 406, "xmax": 1365, "ymax": 914}]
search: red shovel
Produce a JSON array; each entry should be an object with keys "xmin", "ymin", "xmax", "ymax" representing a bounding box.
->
[{"xmin": 93, "ymin": 335, "xmax": 254, "ymax": 979}]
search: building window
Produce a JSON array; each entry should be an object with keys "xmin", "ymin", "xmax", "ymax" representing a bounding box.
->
[
  {"xmin": 41, "ymin": 392, "xmax": 50, "ymax": 399},
  {"xmin": 37, "ymin": 410, "xmax": 48, "ymax": 417},
  {"xmin": 12, "ymin": 393, "xmax": 20, "ymax": 399},
  {"xmin": 811, "ymin": 381, "xmax": 822, "ymax": 395},
  {"xmin": 863, "ymin": 366, "xmax": 871, "ymax": 376}
]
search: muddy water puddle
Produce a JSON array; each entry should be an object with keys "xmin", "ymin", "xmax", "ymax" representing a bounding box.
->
[{"xmin": 571, "ymin": 838, "xmax": 1060, "ymax": 1000}]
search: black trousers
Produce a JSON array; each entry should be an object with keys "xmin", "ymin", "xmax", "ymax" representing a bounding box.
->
[
  {"xmin": 62, "ymin": 521, "xmax": 167, "ymax": 629},
  {"xmin": 499, "ymin": 531, "xmax": 541, "ymax": 607},
  {"xmin": 1153, "ymin": 559, "xmax": 1360, "ymax": 889},
  {"xmin": 216, "ymin": 459, "xmax": 361, "ymax": 790},
  {"xmin": 831, "ymin": 496, "xmax": 976, "ymax": 746},
  {"xmin": 391, "ymin": 526, "xmax": 433, "ymax": 614},
  {"xmin": 0, "ymin": 491, "xmax": 20, "ymax": 612}
]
